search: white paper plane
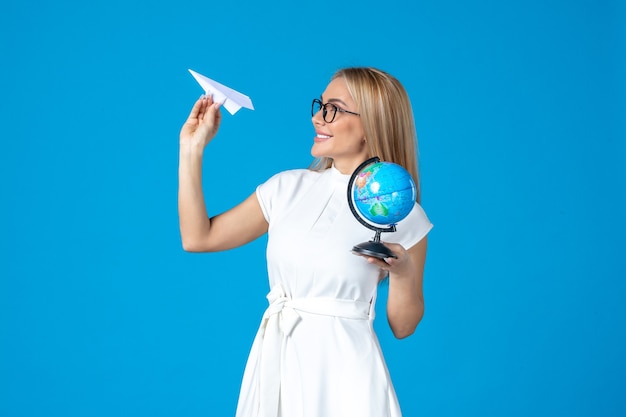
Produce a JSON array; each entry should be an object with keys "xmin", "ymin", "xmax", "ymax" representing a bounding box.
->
[{"xmin": 188, "ymin": 69, "xmax": 254, "ymax": 115}]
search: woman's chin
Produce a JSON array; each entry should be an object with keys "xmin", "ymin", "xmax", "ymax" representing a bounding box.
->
[{"xmin": 310, "ymin": 144, "xmax": 327, "ymax": 158}]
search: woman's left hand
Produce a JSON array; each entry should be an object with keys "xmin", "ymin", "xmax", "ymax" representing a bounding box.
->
[{"xmin": 361, "ymin": 242, "xmax": 415, "ymax": 279}]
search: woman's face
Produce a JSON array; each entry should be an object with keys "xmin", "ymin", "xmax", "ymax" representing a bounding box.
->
[{"xmin": 311, "ymin": 77, "xmax": 368, "ymax": 174}]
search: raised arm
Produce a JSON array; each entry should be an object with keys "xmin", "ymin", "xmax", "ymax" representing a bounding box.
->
[{"xmin": 178, "ymin": 96, "xmax": 268, "ymax": 252}]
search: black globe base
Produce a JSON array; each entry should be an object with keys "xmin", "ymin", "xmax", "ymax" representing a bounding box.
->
[{"xmin": 351, "ymin": 241, "xmax": 397, "ymax": 259}]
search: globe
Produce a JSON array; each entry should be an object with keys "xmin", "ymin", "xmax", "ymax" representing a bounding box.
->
[
  {"xmin": 347, "ymin": 157, "xmax": 417, "ymax": 259},
  {"xmin": 352, "ymin": 161, "xmax": 416, "ymax": 227}
]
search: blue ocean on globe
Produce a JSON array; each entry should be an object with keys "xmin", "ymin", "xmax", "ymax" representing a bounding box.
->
[{"xmin": 352, "ymin": 161, "xmax": 417, "ymax": 226}]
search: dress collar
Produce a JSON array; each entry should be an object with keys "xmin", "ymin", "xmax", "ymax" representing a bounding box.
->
[{"xmin": 329, "ymin": 164, "xmax": 351, "ymax": 184}]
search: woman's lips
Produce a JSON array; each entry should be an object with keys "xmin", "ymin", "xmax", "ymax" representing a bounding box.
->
[{"xmin": 314, "ymin": 132, "xmax": 333, "ymax": 142}]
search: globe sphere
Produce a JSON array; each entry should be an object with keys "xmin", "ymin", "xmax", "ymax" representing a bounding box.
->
[{"xmin": 351, "ymin": 161, "xmax": 416, "ymax": 227}]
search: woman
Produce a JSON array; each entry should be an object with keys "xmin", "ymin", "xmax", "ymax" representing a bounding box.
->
[{"xmin": 179, "ymin": 67, "xmax": 432, "ymax": 417}]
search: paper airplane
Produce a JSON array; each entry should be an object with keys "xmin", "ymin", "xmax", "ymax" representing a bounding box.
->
[{"xmin": 188, "ymin": 69, "xmax": 254, "ymax": 115}]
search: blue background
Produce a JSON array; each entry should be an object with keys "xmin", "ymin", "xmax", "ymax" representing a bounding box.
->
[{"xmin": 1, "ymin": 0, "xmax": 624, "ymax": 416}]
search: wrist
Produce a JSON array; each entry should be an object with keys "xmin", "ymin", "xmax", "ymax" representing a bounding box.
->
[
  {"xmin": 179, "ymin": 141, "xmax": 205, "ymax": 157},
  {"xmin": 388, "ymin": 271, "xmax": 416, "ymax": 285}
]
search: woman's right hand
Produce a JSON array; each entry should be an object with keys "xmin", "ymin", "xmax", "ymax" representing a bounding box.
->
[{"xmin": 180, "ymin": 95, "xmax": 222, "ymax": 149}]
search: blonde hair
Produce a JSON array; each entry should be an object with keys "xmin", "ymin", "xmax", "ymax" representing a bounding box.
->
[{"xmin": 311, "ymin": 67, "xmax": 421, "ymax": 203}]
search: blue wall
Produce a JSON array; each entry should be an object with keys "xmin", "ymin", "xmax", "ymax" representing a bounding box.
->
[{"xmin": 1, "ymin": 0, "xmax": 624, "ymax": 416}]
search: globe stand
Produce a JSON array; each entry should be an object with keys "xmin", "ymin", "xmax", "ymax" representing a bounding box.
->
[
  {"xmin": 347, "ymin": 157, "xmax": 398, "ymax": 260},
  {"xmin": 351, "ymin": 227, "xmax": 397, "ymax": 259}
]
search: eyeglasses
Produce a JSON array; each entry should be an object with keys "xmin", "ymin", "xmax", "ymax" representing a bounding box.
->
[{"xmin": 311, "ymin": 99, "xmax": 360, "ymax": 123}]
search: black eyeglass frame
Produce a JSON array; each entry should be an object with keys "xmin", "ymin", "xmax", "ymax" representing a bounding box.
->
[{"xmin": 311, "ymin": 99, "xmax": 360, "ymax": 123}]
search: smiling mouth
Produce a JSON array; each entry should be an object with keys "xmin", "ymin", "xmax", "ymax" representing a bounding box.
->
[{"xmin": 316, "ymin": 133, "xmax": 332, "ymax": 140}]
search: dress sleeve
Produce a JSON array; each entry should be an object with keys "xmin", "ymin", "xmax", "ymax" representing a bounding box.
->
[
  {"xmin": 389, "ymin": 203, "xmax": 433, "ymax": 249},
  {"xmin": 255, "ymin": 169, "xmax": 312, "ymax": 224},
  {"xmin": 256, "ymin": 172, "xmax": 283, "ymax": 223}
]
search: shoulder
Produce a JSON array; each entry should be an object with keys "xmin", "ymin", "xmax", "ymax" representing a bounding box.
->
[
  {"xmin": 256, "ymin": 169, "xmax": 323, "ymax": 223},
  {"xmin": 263, "ymin": 168, "xmax": 320, "ymax": 185},
  {"xmin": 258, "ymin": 169, "xmax": 321, "ymax": 194}
]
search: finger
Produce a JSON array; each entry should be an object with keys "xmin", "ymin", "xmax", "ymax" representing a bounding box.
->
[
  {"xmin": 365, "ymin": 256, "xmax": 390, "ymax": 269},
  {"xmin": 186, "ymin": 96, "xmax": 206, "ymax": 122},
  {"xmin": 383, "ymin": 257, "xmax": 397, "ymax": 267},
  {"xmin": 203, "ymin": 95, "xmax": 220, "ymax": 121},
  {"xmin": 201, "ymin": 101, "xmax": 222, "ymax": 126},
  {"xmin": 213, "ymin": 102, "xmax": 223, "ymax": 124}
]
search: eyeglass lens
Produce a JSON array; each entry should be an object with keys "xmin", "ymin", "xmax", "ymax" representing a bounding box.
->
[{"xmin": 312, "ymin": 99, "xmax": 336, "ymax": 123}]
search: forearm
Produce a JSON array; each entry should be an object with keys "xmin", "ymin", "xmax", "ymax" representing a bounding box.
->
[
  {"xmin": 386, "ymin": 270, "xmax": 425, "ymax": 339},
  {"xmin": 178, "ymin": 143, "xmax": 211, "ymax": 251}
]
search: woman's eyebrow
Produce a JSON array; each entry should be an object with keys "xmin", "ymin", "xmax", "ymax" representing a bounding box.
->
[{"xmin": 326, "ymin": 98, "xmax": 349, "ymax": 107}]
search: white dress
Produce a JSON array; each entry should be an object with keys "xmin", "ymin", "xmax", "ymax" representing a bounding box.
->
[{"xmin": 235, "ymin": 166, "xmax": 433, "ymax": 417}]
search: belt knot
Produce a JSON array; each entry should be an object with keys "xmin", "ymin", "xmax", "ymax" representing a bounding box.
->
[{"xmin": 263, "ymin": 285, "xmax": 301, "ymax": 337}]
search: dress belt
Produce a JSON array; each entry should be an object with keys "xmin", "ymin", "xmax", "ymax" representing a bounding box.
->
[{"xmin": 257, "ymin": 284, "xmax": 372, "ymax": 417}]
